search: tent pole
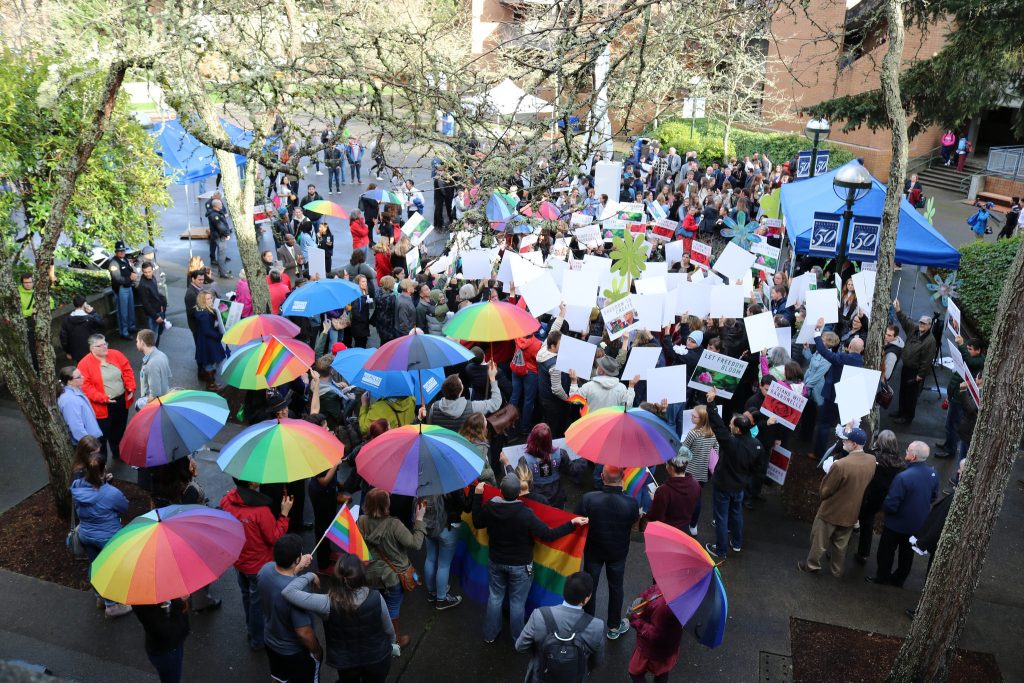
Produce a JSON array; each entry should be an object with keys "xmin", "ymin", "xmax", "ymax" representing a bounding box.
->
[{"xmin": 185, "ymin": 183, "xmax": 193, "ymax": 260}]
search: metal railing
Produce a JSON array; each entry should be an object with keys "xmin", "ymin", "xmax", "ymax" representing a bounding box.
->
[
  {"xmin": 988, "ymin": 146, "xmax": 1024, "ymax": 179},
  {"xmin": 906, "ymin": 145, "xmax": 944, "ymax": 175}
]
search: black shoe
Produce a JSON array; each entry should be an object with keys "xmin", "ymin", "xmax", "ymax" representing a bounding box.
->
[
  {"xmin": 797, "ymin": 561, "xmax": 818, "ymax": 574},
  {"xmin": 436, "ymin": 595, "xmax": 463, "ymax": 611},
  {"xmin": 865, "ymin": 575, "xmax": 888, "ymax": 585},
  {"xmin": 933, "ymin": 444, "xmax": 951, "ymax": 457}
]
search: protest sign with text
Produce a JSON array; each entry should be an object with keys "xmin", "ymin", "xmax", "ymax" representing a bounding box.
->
[
  {"xmin": 760, "ymin": 382, "xmax": 808, "ymax": 430},
  {"xmin": 687, "ymin": 350, "xmax": 747, "ymax": 398}
]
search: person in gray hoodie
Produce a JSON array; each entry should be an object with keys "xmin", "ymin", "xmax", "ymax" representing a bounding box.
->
[
  {"xmin": 568, "ymin": 355, "xmax": 639, "ymax": 411},
  {"xmin": 425, "ymin": 362, "xmax": 502, "ymax": 432}
]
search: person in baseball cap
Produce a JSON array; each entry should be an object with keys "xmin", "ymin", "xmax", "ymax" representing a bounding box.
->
[{"xmin": 840, "ymin": 426, "xmax": 868, "ymax": 446}]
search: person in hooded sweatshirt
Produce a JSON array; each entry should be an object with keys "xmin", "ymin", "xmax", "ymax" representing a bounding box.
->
[
  {"xmin": 220, "ymin": 479, "xmax": 293, "ymax": 651},
  {"xmin": 60, "ymin": 294, "xmax": 105, "ymax": 363},
  {"xmin": 569, "ymin": 355, "xmax": 639, "ymax": 411},
  {"xmin": 426, "ymin": 362, "xmax": 501, "ymax": 432},
  {"xmin": 703, "ymin": 388, "xmax": 761, "ymax": 559},
  {"xmin": 646, "ymin": 446, "xmax": 701, "ymax": 535}
]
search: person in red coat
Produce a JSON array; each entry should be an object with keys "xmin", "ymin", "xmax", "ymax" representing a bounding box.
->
[
  {"xmin": 220, "ymin": 480, "xmax": 293, "ymax": 651},
  {"xmin": 646, "ymin": 447, "xmax": 701, "ymax": 534},
  {"xmin": 373, "ymin": 239, "xmax": 393, "ymax": 285},
  {"xmin": 77, "ymin": 333, "xmax": 135, "ymax": 460},
  {"xmin": 349, "ymin": 209, "xmax": 370, "ymax": 262},
  {"xmin": 628, "ymin": 583, "xmax": 683, "ymax": 682}
]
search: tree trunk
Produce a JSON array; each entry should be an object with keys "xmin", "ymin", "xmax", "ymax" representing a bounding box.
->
[
  {"xmin": 863, "ymin": 0, "xmax": 907, "ymax": 376},
  {"xmin": 885, "ymin": 175, "xmax": 1024, "ymax": 683},
  {"xmin": 0, "ymin": 61, "xmax": 128, "ymax": 516},
  {"xmin": 722, "ymin": 121, "xmax": 732, "ymax": 165}
]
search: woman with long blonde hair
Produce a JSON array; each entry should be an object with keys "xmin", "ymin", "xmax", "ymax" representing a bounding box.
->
[
  {"xmin": 681, "ymin": 405, "xmax": 719, "ymax": 535},
  {"xmin": 194, "ymin": 290, "xmax": 226, "ymax": 391}
]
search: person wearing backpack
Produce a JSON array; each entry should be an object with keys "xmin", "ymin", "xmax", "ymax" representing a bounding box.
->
[
  {"xmin": 515, "ymin": 571, "xmax": 605, "ymax": 683},
  {"xmin": 422, "ymin": 488, "xmax": 471, "ymax": 611}
]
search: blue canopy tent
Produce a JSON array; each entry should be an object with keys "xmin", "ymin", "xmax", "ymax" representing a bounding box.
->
[
  {"xmin": 779, "ymin": 165, "xmax": 961, "ymax": 269},
  {"xmin": 151, "ymin": 118, "xmax": 252, "ymax": 185}
]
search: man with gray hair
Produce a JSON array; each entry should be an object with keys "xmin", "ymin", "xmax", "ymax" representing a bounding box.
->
[
  {"xmin": 866, "ymin": 441, "xmax": 939, "ymax": 588},
  {"xmin": 647, "ymin": 445, "xmax": 701, "ymax": 534},
  {"xmin": 568, "ymin": 356, "xmax": 640, "ymax": 412}
]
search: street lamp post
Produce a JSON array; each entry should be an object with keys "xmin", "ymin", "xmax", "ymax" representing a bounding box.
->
[
  {"xmin": 832, "ymin": 160, "xmax": 875, "ymax": 278},
  {"xmin": 805, "ymin": 118, "xmax": 831, "ymax": 178}
]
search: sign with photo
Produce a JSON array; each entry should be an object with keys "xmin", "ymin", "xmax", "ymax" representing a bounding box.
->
[
  {"xmin": 690, "ymin": 240, "xmax": 712, "ymax": 270},
  {"xmin": 686, "ymin": 350, "xmax": 747, "ymax": 399},
  {"xmin": 760, "ymin": 382, "xmax": 809, "ymax": 430},
  {"xmin": 946, "ymin": 298, "xmax": 961, "ymax": 337},
  {"xmin": 600, "ymin": 295, "xmax": 643, "ymax": 341},
  {"xmin": 750, "ymin": 241, "xmax": 781, "ymax": 275},
  {"xmin": 214, "ymin": 298, "xmax": 244, "ymax": 334}
]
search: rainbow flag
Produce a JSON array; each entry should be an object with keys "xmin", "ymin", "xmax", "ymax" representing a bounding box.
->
[
  {"xmin": 622, "ymin": 467, "xmax": 653, "ymax": 500},
  {"xmin": 453, "ymin": 485, "xmax": 588, "ymax": 611},
  {"xmin": 324, "ymin": 505, "xmax": 370, "ymax": 561},
  {"xmin": 256, "ymin": 337, "xmax": 291, "ymax": 385}
]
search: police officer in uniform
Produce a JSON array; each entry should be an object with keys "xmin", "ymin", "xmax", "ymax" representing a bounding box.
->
[
  {"xmin": 206, "ymin": 197, "xmax": 232, "ymax": 279},
  {"xmin": 108, "ymin": 241, "xmax": 137, "ymax": 339}
]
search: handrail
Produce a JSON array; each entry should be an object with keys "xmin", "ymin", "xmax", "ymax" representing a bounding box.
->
[{"xmin": 907, "ymin": 144, "xmax": 944, "ymax": 175}]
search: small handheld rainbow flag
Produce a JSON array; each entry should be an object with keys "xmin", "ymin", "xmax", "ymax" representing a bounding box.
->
[
  {"xmin": 568, "ymin": 393, "xmax": 589, "ymax": 417},
  {"xmin": 622, "ymin": 467, "xmax": 653, "ymax": 500},
  {"xmin": 323, "ymin": 505, "xmax": 370, "ymax": 561}
]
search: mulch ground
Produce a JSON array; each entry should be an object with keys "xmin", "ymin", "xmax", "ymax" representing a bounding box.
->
[
  {"xmin": 790, "ymin": 617, "xmax": 1002, "ymax": 682},
  {"xmin": 0, "ymin": 482, "xmax": 152, "ymax": 591},
  {"xmin": 780, "ymin": 436, "xmax": 824, "ymax": 523}
]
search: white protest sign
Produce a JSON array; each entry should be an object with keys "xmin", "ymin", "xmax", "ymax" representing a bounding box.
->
[
  {"xmin": 665, "ymin": 240, "xmax": 687, "ymax": 267},
  {"xmin": 519, "ymin": 272, "xmax": 561, "ymax": 317},
  {"xmin": 400, "ymin": 213, "xmax": 434, "ymax": 247},
  {"xmin": 563, "ymin": 304, "xmax": 592, "ymax": 333},
  {"xmin": 550, "ymin": 238, "xmax": 571, "ymax": 261},
  {"xmin": 601, "ymin": 295, "xmax": 643, "ymax": 340},
  {"xmin": 946, "ymin": 299, "xmax": 961, "ymax": 337},
  {"xmin": 622, "ymin": 346, "xmax": 662, "ymax": 381},
  {"xmin": 518, "ymin": 234, "xmax": 538, "ymax": 253},
  {"xmin": 496, "ymin": 249, "xmax": 515, "ymax": 284},
  {"xmin": 651, "ymin": 218, "xmax": 678, "ymax": 242},
  {"xmin": 665, "ymin": 273, "xmax": 686, "ymax": 291},
  {"xmin": 461, "ymin": 249, "xmax": 497, "ymax": 280},
  {"xmin": 676, "ymin": 282, "xmax": 712, "ymax": 318},
  {"xmin": 562, "ymin": 270, "xmax": 599, "ymax": 310},
  {"xmin": 805, "ymin": 288, "xmax": 839, "ymax": 325},
  {"xmin": 570, "ymin": 212, "xmax": 594, "ymax": 226},
  {"xmin": 405, "ymin": 246, "xmax": 421, "ymax": 276},
  {"xmin": 835, "ymin": 366, "xmax": 881, "ymax": 423},
  {"xmin": 215, "ymin": 298, "xmax": 245, "ymax": 333},
  {"xmin": 775, "ymin": 326, "xmax": 792, "ymax": 352},
  {"xmin": 851, "ymin": 270, "xmax": 876, "ymax": 317},
  {"xmin": 946, "ymin": 340, "xmax": 966, "ymax": 377},
  {"xmin": 786, "ymin": 272, "xmax": 815, "ymax": 308},
  {"xmin": 744, "ymin": 311, "xmax": 778, "ymax": 352},
  {"xmin": 547, "ymin": 258, "xmax": 568, "ymax": 289},
  {"xmin": 750, "ymin": 241, "xmax": 781, "ymax": 274},
  {"xmin": 555, "ymin": 336, "xmax": 598, "ymax": 380},
  {"xmin": 690, "ymin": 240, "xmax": 712, "ymax": 271},
  {"xmin": 687, "ymin": 350, "xmax": 748, "ymax": 399},
  {"xmin": 760, "ymin": 382, "xmax": 809, "ymax": 430},
  {"xmin": 709, "ymin": 284, "xmax": 746, "ymax": 318},
  {"xmin": 647, "ymin": 365, "xmax": 688, "ymax": 405},
  {"xmin": 510, "ymin": 252, "xmax": 544, "ymax": 286},
  {"xmin": 582, "ymin": 254, "xmax": 614, "ymax": 290},
  {"xmin": 307, "ymin": 248, "xmax": 328, "ymax": 279},
  {"xmin": 634, "ymin": 293, "xmax": 667, "ymax": 331},
  {"xmin": 574, "ymin": 225, "xmax": 601, "ymax": 247},
  {"xmin": 766, "ymin": 444, "xmax": 792, "ymax": 485},
  {"xmin": 634, "ymin": 277, "xmax": 667, "ymax": 295},
  {"xmin": 713, "ymin": 242, "xmax": 756, "ymax": 283},
  {"xmin": 641, "ymin": 262, "xmax": 669, "ymax": 280}
]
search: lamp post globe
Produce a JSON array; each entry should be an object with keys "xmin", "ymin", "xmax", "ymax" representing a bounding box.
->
[{"xmin": 832, "ymin": 160, "xmax": 875, "ymax": 278}]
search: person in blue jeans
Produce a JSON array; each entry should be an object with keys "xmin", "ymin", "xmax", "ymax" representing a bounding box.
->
[
  {"xmin": 107, "ymin": 241, "xmax": 137, "ymax": 339},
  {"xmin": 423, "ymin": 488, "xmax": 471, "ymax": 610},
  {"xmin": 133, "ymin": 598, "xmax": 190, "ymax": 683},
  {"xmin": 703, "ymin": 388, "xmax": 761, "ymax": 559},
  {"xmin": 471, "ymin": 475, "xmax": 588, "ymax": 643}
]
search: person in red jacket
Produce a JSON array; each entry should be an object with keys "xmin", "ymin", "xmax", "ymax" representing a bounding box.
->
[
  {"xmin": 349, "ymin": 209, "xmax": 370, "ymax": 263},
  {"xmin": 646, "ymin": 447, "xmax": 701, "ymax": 534},
  {"xmin": 373, "ymin": 239, "xmax": 393, "ymax": 285},
  {"xmin": 77, "ymin": 333, "xmax": 135, "ymax": 460},
  {"xmin": 220, "ymin": 480, "xmax": 294, "ymax": 651},
  {"xmin": 628, "ymin": 583, "xmax": 684, "ymax": 682},
  {"xmin": 510, "ymin": 333, "xmax": 542, "ymax": 436}
]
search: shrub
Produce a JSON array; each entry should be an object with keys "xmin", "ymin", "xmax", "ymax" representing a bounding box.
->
[
  {"xmin": 647, "ymin": 118, "xmax": 856, "ymax": 169},
  {"xmin": 957, "ymin": 235, "xmax": 1022, "ymax": 341}
]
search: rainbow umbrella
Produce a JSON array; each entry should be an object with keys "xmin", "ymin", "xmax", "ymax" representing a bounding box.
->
[
  {"xmin": 91, "ymin": 505, "xmax": 244, "ymax": 605},
  {"xmin": 643, "ymin": 521, "xmax": 728, "ymax": 648},
  {"xmin": 303, "ymin": 199, "xmax": 348, "ymax": 219},
  {"xmin": 363, "ymin": 331, "xmax": 474, "ymax": 373},
  {"xmin": 219, "ymin": 336, "xmax": 314, "ymax": 390},
  {"xmin": 355, "ymin": 424, "xmax": 484, "ymax": 496},
  {"xmin": 443, "ymin": 301, "xmax": 540, "ymax": 342},
  {"xmin": 280, "ymin": 279, "xmax": 361, "ymax": 317},
  {"xmin": 486, "ymin": 190, "xmax": 518, "ymax": 222},
  {"xmin": 221, "ymin": 314, "xmax": 300, "ymax": 346},
  {"xmin": 217, "ymin": 417, "xmax": 344, "ymax": 483},
  {"xmin": 362, "ymin": 188, "xmax": 403, "ymax": 204},
  {"xmin": 520, "ymin": 200, "xmax": 561, "ymax": 221},
  {"xmin": 565, "ymin": 406, "xmax": 680, "ymax": 467},
  {"xmin": 120, "ymin": 390, "xmax": 228, "ymax": 468}
]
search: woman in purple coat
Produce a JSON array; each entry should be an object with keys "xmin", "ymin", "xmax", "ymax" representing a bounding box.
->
[{"xmin": 628, "ymin": 582, "xmax": 683, "ymax": 683}]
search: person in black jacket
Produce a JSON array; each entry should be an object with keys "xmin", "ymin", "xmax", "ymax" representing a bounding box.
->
[
  {"xmin": 704, "ymin": 388, "xmax": 762, "ymax": 559},
  {"xmin": 60, "ymin": 294, "xmax": 105, "ymax": 363},
  {"xmin": 574, "ymin": 466, "xmax": 640, "ymax": 640},
  {"xmin": 133, "ymin": 597, "xmax": 190, "ymax": 682},
  {"xmin": 136, "ymin": 262, "xmax": 168, "ymax": 347},
  {"xmin": 206, "ymin": 198, "xmax": 232, "ymax": 279},
  {"xmin": 472, "ymin": 475, "xmax": 588, "ymax": 644},
  {"xmin": 904, "ymin": 459, "xmax": 961, "ymax": 619}
]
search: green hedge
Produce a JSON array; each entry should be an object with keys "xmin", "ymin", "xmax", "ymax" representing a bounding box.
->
[
  {"xmin": 648, "ymin": 118, "xmax": 856, "ymax": 169},
  {"xmin": 957, "ymin": 235, "xmax": 1023, "ymax": 341}
]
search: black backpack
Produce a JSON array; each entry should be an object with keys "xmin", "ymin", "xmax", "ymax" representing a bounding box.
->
[{"xmin": 538, "ymin": 607, "xmax": 593, "ymax": 683}]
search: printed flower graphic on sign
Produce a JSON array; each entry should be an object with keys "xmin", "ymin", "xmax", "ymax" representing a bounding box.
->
[
  {"xmin": 926, "ymin": 272, "xmax": 959, "ymax": 307},
  {"xmin": 610, "ymin": 232, "xmax": 648, "ymax": 280},
  {"xmin": 698, "ymin": 372, "xmax": 712, "ymax": 384},
  {"xmin": 720, "ymin": 211, "xmax": 762, "ymax": 250}
]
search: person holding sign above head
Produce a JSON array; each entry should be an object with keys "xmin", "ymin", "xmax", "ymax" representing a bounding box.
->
[
  {"xmin": 889, "ymin": 299, "xmax": 936, "ymax": 426},
  {"xmin": 797, "ymin": 427, "xmax": 876, "ymax": 577},
  {"xmin": 811, "ymin": 317, "xmax": 864, "ymax": 459},
  {"xmin": 568, "ymin": 356, "xmax": 639, "ymax": 412}
]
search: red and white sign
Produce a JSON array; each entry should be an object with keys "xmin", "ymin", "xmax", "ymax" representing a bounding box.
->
[
  {"xmin": 762, "ymin": 218, "xmax": 783, "ymax": 238},
  {"xmin": 690, "ymin": 240, "xmax": 712, "ymax": 270},
  {"xmin": 627, "ymin": 221, "xmax": 648, "ymax": 235},
  {"xmin": 766, "ymin": 444, "xmax": 792, "ymax": 485},
  {"xmin": 760, "ymin": 382, "xmax": 809, "ymax": 431},
  {"xmin": 650, "ymin": 218, "xmax": 677, "ymax": 242}
]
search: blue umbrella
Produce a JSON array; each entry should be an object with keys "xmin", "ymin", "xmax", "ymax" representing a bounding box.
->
[
  {"xmin": 330, "ymin": 349, "xmax": 444, "ymax": 403},
  {"xmin": 280, "ymin": 279, "xmax": 361, "ymax": 317}
]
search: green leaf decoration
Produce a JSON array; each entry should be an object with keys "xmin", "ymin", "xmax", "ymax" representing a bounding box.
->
[
  {"xmin": 603, "ymin": 275, "xmax": 630, "ymax": 304},
  {"xmin": 610, "ymin": 233, "xmax": 648, "ymax": 279},
  {"xmin": 924, "ymin": 197, "xmax": 936, "ymax": 225}
]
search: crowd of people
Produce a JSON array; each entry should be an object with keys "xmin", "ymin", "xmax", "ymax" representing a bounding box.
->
[{"xmin": 45, "ymin": 133, "xmax": 984, "ymax": 683}]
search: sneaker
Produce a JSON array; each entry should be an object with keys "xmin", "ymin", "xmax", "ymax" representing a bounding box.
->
[
  {"xmin": 729, "ymin": 543, "xmax": 742, "ymax": 553},
  {"xmin": 606, "ymin": 618, "xmax": 630, "ymax": 640},
  {"xmin": 797, "ymin": 561, "xmax": 818, "ymax": 574},
  {"xmin": 704, "ymin": 542, "xmax": 724, "ymax": 559},
  {"xmin": 426, "ymin": 592, "xmax": 437, "ymax": 604},
  {"xmin": 104, "ymin": 603, "xmax": 132, "ymax": 619},
  {"xmin": 436, "ymin": 595, "xmax": 463, "ymax": 611},
  {"xmin": 688, "ymin": 525, "xmax": 698, "ymax": 536},
  {"xmin": 316, "ymin": 170, "xmax": 323, "ymax": 176}
]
